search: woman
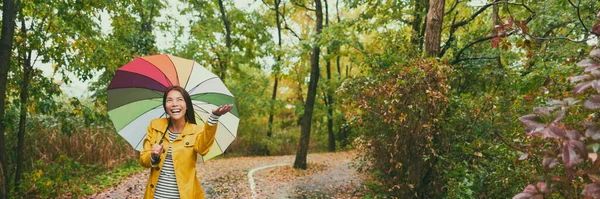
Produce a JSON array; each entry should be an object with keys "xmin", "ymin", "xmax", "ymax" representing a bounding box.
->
[{"xmin": 139, "ymin": 86, "xmax": 233, "ymax": 199}]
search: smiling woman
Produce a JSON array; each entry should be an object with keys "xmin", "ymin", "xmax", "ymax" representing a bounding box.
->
[{"xmin": 139, "ymin": 85, "xmax": 233, "ymax": 199}]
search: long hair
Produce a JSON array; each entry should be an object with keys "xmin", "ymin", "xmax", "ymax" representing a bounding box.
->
[{"xmin": 163, "ymin": 86, "xmax": 197, "ymax": 124}]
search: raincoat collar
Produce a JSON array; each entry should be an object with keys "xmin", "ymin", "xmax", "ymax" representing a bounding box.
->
[{"xmin": 150, "ymin": 118, "xmax": 196, "ymax": 136}]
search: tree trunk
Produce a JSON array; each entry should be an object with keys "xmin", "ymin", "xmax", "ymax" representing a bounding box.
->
[
  {"xmin": 424, "ymin": 0, "xmax": 445, "ymax": 58},
  {"xmin": 493, "ymin": 0, "xmax": 499, "ymax": 34},
  {"xmin": 294, "ymin": 0, "xmax": 323, "ymax": 170},
  {"xmin": 324, "ymin": 0, "xmax": 335, "ymax": 152},
  {"xmin": 411, "ymin": 0, "xmax": 428, "ymax": 47},
  {"xmin": 217, "ymin": 0, "xmax": 232, "ymax": 82},
  {"xmin": 14, "ymin": 16, "xmax": 33, "ymax": 194},
  {"xmin": 268, "ymin": 0, "xmax": 284, "ymax": 138},
  {"xmin": 0, "ymin": 0, "xmax": 17, "ymax": 197}
]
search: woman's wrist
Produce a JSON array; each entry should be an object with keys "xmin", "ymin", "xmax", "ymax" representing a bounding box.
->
[{"xmin": 208, "ymin": 113, "xmax": 220, "ymax": 126}]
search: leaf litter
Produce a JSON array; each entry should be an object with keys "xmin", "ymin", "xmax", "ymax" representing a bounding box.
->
[{"xmin": 88, "ymin": 151, "xmax": 365, "ymax": 199}]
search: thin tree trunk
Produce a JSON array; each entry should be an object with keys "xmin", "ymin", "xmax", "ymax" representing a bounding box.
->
[
  {"xmin": 268, "ymin": 0, "xmax": 284, "ymax": 138},
  {"xmin": 15, "ymin": 16, "xmax": 32, "ymax": 194},
  {"xmin": 411, "ymin": 0, "xmax": 427, "ymax": 47},
  {"xmin": 294, "ymin": 0, "xmax": 323, "ymax": 170},
  {"xmin": 493, "ymin": 0, "xmax": 499, "ymax": 35},
  {"xmin": 0, "ymin": 0, "xmax": 17, "ymax": 196},
  {"xmin": 217, "ymin": 0, "xmax": 232, "ymax": 82},
  {"xmin": 418, "ymin": 1, "xmax": 430, "ymax": 50},
  {"xmin": 324, "ymin": 0, "xmax": 335, "ymax": 152},
  {"xmin": 424, "ymin": 0, "xmax": 445, "ymax": 57},
  {"xmin": 14, "ymin": 49, "xmax": 30, "ymax": 196}
]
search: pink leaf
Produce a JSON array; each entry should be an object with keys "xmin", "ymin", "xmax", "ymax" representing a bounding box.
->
[
  {"xmin": 589, "ymin": 153, "xmax": 598, "ymax": 162},
  {"xmin": 519, "ymin": 153, "xmax": 529, "ymax": 161},
  {"xmin": 543, "ymin": 156, "xmax": 559, "ymax": 169},
  {"xmin": 554, "ymin": 108, "xmax": 565, "ymax": 122},
  {"xmin": 519, "ymin": 114, "xmax": 546, "ymax": 136},
  {"xmin": 581, "ymin": 183, "xmax": 600, "ymax": 198},
  {"xmin": 590, "ymin": 49, "xmax": 600, "ymax": 59},
  {"xmin": 566, "ymin": 130, "xmax": 582, "ymax": 141},
  {"xmin": 536, "ymin": 181, "xmax": 550, "ymax": 193},
  {"xmin": 578, "ymin": 59, "xmax": 596, "ymax": 67},
  {"xmin": 533, "ymin": 107, "xmax": 551, "ymax": 117},
  {"xmin": 563, "ymin": 140, "xmax": 585, "ymax": 169},
  {"xmin": 584, "ymin": 95, "xmax": 600, "ymax": 110},
  {"xmin": 513, "ymin": 183, "xmax": 546, "ymax": 199},
  {"xmin": 570, "ymin": 74, "xmax": 591, "ymax": 83},
  {"xmin": 574, "ymin": 81, "xmax": 594, "ymax": 95},
  {"xmin": 541, "ymin": 124, "xmax": 566, "ymax": 139},
  {"xmin": 584, "ymin": 121, "xmax": 600, "ymax": 140}
]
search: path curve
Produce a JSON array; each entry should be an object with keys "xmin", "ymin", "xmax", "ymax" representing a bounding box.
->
[{"xmin": 247, "ymin": 163, "xmax": 289, "ymax": 198}]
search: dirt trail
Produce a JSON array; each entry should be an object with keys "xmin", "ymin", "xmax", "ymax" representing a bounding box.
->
[{"xmin": 89, "ymin": 151, "xmax": 365, "ymax": 198}]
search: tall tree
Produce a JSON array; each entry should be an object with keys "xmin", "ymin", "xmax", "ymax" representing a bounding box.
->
[
  {"xmin": 323, "ymin": 0, "xmax": 335, "ymax": 152},
  {"xmin": 411, "ymin": 0, "xmax": 429, "ymax": 49},
  {"xmin": 13, "ymin": 17, "xmax": 32, "ymax": 195},
  {"xmin": 217, "ymin": 0, "xmax": 232, "ymax": 82},
  {"xmin": 424, "ymin": 0, "xmax": 445, "ymax": 57},
  {"xmin": 0, "ymin": 0, "xmax": 17, "ymax": 196},
  {"xmin": 294, "ymin": 0, "xmax": 323, "ymax": 170},
  {"xmin": 267, "ymin": 0, "xmax": 284, "ymax": 138}
]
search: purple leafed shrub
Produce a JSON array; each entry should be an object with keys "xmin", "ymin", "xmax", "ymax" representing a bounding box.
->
[{"xmin": 515, "ymin": 48, "xmax": 600, "ymax": 198}]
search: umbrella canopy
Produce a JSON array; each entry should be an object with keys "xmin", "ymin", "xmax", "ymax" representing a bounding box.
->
[{"xmin": 107, "ymin": 54, "xmax": 239, "ymax": 162}]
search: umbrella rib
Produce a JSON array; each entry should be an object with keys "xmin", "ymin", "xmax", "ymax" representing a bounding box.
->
[
  {"xmin": 166, "ymin": 55, "xmax": 180, "ymax": 87},
  {"xmin": 212, "ymin": 137, "xmax": 224, "ymax": 157},
  {"xmin": 216, "ymin": 119, "xmax": 236, "ymax": 139},
  {"xmin": 188, "ymin": 77, "xmax": 219, "ymax": 94},
  {"xmin": 133, "ymin": 111, "xmax": 167, "ymax": 150}
]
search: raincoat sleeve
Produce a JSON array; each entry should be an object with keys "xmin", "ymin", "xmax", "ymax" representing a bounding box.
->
[
  {"xmin": 139, "ymin": 124, "xmax": 156, "ymax": 168},
  {"xmin": 194, "ymin": 114, "xmax": 219, "ymax": 156}
]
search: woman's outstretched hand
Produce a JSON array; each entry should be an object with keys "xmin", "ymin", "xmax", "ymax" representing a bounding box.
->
[{"xmin": 212, "ymin": 104, "xmax": 233, "ymax": 116}]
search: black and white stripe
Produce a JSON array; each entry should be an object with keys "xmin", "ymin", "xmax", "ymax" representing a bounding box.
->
[
  {"xmin": 208, "ymin": 114, "xmax": 219, "ymax": 126},
  {"xmin": 154, "ymin": 131, "xmax": 180, "ymax": 199}
]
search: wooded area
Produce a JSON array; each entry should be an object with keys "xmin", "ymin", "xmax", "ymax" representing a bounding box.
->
[{"xmin": 0, "ymin": 0, "xmax": 598, "ymax": 198}]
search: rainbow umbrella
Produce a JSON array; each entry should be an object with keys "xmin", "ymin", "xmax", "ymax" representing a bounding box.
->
[{"xmin": 107, "ymin": 54, "xmax": 238, "ymax": 162}]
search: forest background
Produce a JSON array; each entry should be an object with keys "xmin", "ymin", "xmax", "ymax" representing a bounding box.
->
[{"xmin": 0, "ymin": 0, "xmax": 598, "ymax": 198}]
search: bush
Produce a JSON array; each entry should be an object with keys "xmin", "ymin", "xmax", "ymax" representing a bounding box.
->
[{"xmin": 340, "ymin": 59, "xmax": 450, "ymax": 197}]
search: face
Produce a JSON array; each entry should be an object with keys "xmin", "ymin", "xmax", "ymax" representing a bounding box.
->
[{"xmin": 165, "ymin": 90, "xmax": 187, "ymax": 122}]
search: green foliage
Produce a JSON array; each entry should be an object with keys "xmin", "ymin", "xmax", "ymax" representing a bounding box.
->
[{"xmin": 21, "ymin": 157, "xmax": 143, "ymax": 198}]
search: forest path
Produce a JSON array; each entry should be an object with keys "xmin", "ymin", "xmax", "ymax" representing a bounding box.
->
[{"xmin": 88, "ymin": 151, "xmax": 365, "ymax": 198}]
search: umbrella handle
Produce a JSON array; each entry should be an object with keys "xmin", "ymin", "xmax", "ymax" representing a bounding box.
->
[{"xmin": 151, "ymin": 123, "xmax": 169, "ymax": 165}]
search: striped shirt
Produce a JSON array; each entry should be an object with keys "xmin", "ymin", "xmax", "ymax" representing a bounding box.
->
[
  {"xmin": 154, "ymin": 131, "xmax": 180, "ymax": 198},
  {"xmin": 152, "ymin": 114, "xmax": 220, "ymax": 198}
]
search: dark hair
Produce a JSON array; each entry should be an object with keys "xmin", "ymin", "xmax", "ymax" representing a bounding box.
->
[{"xmin": 163, "ymin": 86, "xmax": 196, "ymax": 124}]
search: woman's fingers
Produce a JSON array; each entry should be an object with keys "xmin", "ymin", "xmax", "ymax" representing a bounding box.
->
[{"xmin": 213, "ymin": 104, "xmax": 233, "ymax": 116}]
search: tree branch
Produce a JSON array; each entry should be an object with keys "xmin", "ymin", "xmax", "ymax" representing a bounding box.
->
[
  {"xmin": 292, "ymin": 1, "xmax": 315, "ymax": 12},
  {"xmin": 280, "ymin": 12, "xmax": 302, "ymax": 41},
  {"xmin": 451, "ymin": 3, "xmax": 493, "ymax": 28},
  {"xmin": 526, "ymin": 32, "xmax": 589, "ymax": 43},
  {"xmin": 444, "ymin": 0, "xmax": 460, "ymax": 16},
  {"xmin": 567, "ymin": 0, "xmax": 590, "ymax": 32},
  {"xmin": 439, "ymin": 13, "xmax": 458, "ymax": 58},
  {"xmin": 450, "ymin": 1, "xmax": 535, "ymax": 64},
  {"xmin": 450, "ymin": 31, "xmax": 515, "ymax": 64},
  {"xmin": 260, "ymin": 0, "xmax": 276, "ymax": 11}
]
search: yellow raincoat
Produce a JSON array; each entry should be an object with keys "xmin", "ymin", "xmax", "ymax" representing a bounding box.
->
[{"xmin": 139, "ymin": 118, "xmax": 217, "ymax": 199}]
